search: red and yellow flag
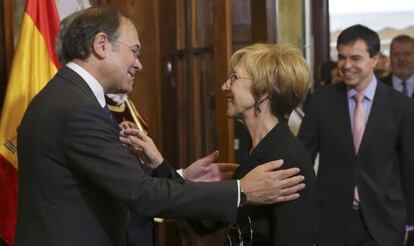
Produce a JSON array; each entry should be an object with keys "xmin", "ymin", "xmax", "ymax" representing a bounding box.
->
[{"xmin": 0, "ymin": 0, "xmax": 60, "ymax": 244}]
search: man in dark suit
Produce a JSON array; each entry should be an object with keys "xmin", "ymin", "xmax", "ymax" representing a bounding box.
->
[
  {"xmin": 379, "ymin": 34, "xmax": 414, "ymax": 246},
  {"xmin": 15, "ymin": 7, "xmax": 305, "ymax": 246},
  {"xmin": 382, "ymin": 35, "xmax": 414, "ymax": 98},
  {"xmin": 298, "ymin": 25, "xmax": 414, "ymax": 246}
]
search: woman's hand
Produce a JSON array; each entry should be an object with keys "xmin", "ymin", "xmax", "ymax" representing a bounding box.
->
[
  {"xmin": 183, "ymin": 151, "xmax": 239, "ymax": 182},
  {"xmin": 120, "ymin": 128, "xmax": 164, "ymax": 168}
]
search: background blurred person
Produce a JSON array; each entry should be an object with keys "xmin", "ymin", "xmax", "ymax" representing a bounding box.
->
[
  {"xmin": 382, "ymin": 34, "xmax": 414, "ymax": 97},
  {"xmin": 320, "ymin": 60, "xmax": 343, "ymax": 87},
  {"xmin": 374, "ymin": 52, "xmax": 390, "ymax": 78}
]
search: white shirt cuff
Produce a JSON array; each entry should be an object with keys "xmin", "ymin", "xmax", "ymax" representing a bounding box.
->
[
  {"xmin": 237, "ymin": 180, "xmax": 241, "ymax": 207},
  {"xmin": 176, "ymin": 169, "xmax": 184, "ymax": 178}
]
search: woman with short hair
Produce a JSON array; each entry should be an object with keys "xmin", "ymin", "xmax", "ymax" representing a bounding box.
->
[{"xmin": 223, "ymin": 43, "xmax": 317, "ymax": 245}]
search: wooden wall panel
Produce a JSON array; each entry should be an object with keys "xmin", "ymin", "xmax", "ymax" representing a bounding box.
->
[
  {"xmin": 214, "ymin": 0, "xmax": 234, "ymax": 163},
  {"xmin": 191, "ymin": 0, "xmax": 213, "ymax": 48},
  {"xmin": 158, "ymin": 0, "xmax": 183, "ymax": 168},
  {"xmin": 3, "ymin": 0, "xmax": 13, "ymax": 75},
  {"xmin": 232, "ymin": 0, "xmax": 251, "ymax": 50},
  {"xmin": 200, "ymin": 53, "xmax": 215, "ymax": 153},
  {"xmin": 312, "ymin": 0, "xmax": 330, "ymax": 82},
  {"xmin": 176, "ymin": 0, "xmax": 185, "ymax": 50},
  {"xmin": 0, "ymin": 0, "xmax": 13, "ymax": 113},
  {"xmin": 191, "ymin": 56, "xmax": 202, "ymax": 158},
  {"xmin": 174, "ymin": 57, "xmax": 189, "ymax": 166},
  {"xmin": 0, "ymin": 0, "xmax": 7, "ymax": 112},
  {"xmin": 251, "ymin": 0, "xmax": 277, "ymax": 43}
]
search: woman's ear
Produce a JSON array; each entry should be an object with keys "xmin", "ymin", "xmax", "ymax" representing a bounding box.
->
[
  {"xmin": 254, "ymin": 94, "xmax": 271, "ymax": 114},
  {"xmin": 91, "ymin": 32, "xmax": 109, "ymax": 59}
]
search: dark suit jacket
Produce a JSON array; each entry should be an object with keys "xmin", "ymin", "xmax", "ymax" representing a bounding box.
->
[
  {"xmin": 186, "ymin": 123, "xmax": 317, "ymax": 245},
  {"xmin": 298, "ymin": 81, "xmax": 414, "ymax": 246},
  {"xmin": 15, "ymin": 66, "xmax": 238, "ymax": 246},
  {"xmin": 234, "ymin": 122, "xmax": 316, "ymax": 245},
  {"xmin": 381, "ymin": 73, "xmax": 393, "ymax": 87}
]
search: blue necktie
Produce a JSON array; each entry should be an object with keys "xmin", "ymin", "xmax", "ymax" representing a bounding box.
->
[{"xmin": 103, "ymin": 105, "xmax": 115, "ymax": 121}]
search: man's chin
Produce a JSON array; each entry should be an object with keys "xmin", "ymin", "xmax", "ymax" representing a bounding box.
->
[
  {"xmin": 118, "ymin": 85, "xmax": 134, "ymax": 94},
  {"xmin": 106, "ymin": 87, "xmax": 132, "ymax": 95},
  {"xmin": 343, "ymin": 80, "xmax": 357, "ymax": 87},
  {"xmin": 395, "ymin": 72, "xmax": 410, "ymax": 79}
]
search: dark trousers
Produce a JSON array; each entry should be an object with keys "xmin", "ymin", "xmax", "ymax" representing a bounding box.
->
[
  {"xmin": 345, "ymin": 209, "xmax": 380, "ymax": 246},
  {"xmin": 407, "ymin": 233, "xmax": 414, "ymax": 246},
  {"xmin": 0, "ymin": 238, "xmax": 8, "ymax": 246}
]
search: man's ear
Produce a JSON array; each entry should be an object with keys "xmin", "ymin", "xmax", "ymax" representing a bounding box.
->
[
  {"xmin": 92, "ymin": 32, "xmax": 109, "ymax": 59},
  {"xmin": 371, "ymin": 53, "xmax": 380, "ymax": 68}
]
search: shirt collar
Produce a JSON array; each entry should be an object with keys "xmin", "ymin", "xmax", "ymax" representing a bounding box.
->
[
  {"xmin": 66, "ymin": 62, "xmax": 106, "ymax": 108},
  {"xmin": 347, "ymin": 76, "xmax": 377, "ymax": 102},
  {"xmin": 392, "ymin": 73, "xmax": 414, "ymax": 86}
]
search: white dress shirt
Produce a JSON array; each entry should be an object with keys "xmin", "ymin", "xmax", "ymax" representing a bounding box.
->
[
  {"xmin": 392, "ymin": 73, "xmax": 414, "ymax": 97},
  {"xmin": 67, "ymin": 62, "xmax": 106, "ymax": 108}
]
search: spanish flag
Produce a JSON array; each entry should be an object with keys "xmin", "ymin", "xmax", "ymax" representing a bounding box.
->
[{"xmin": 0, "ymin": 0, "xmax": 60, "ymax": 244}]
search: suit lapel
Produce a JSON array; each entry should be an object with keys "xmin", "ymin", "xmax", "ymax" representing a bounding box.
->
[
  {"xmin": 57, "ymin": 66, "xmax": 97, "ymax": 101},
  {"xmin": 382, "ymin": 74, "xmax": 392, "ymax": 87},
  {"xmin": 57, "ymin": 66, "xmax": 119, "ymax": 129},
  {"xmin": 336, "ymin": 85, "xmax": 357, "ymax": 159},
  {"xmin": 357, "ymin": 82, "xmax": 385, "ymax": 154}
]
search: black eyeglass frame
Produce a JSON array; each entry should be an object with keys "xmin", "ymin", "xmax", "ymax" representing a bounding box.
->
[
  {"xmin": 115, "ymin": 40, "xmax": 142, "ymax": 59},
  {"xmin": 227, "ymin": 73, "xmax": 253, "ymax": 87}
]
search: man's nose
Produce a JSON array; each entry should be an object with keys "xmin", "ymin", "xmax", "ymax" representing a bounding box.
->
[{"xmin": 135, "ymin": 58, "xmax": 143, "ymax": 71}]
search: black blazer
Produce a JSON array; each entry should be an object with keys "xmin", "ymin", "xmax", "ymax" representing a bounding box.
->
[
  {"xmin": 298, "ymin": 82, "xmax": 414, "ymax": 246},
  {"xmin": 16, "ymin": 66, "xmax": 238, "ymax": 246},
  {"xmin": 381, "ymin": 73, "xmax": 393, "ymax": 87},
  {"xmin": 233, "ymin": 122, "xmax": 317, "ymax": 245}
]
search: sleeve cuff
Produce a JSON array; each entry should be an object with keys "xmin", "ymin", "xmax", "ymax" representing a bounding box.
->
[
  {"xmin": 406, "ymin": 225, "xmax": 414, "ymax": 232},
  {"xmin": 153, "ymin": 160, "xmax": 174, "ymax": 178},
  {"xmin": 237, "ymin": 180, "xmax": 241, "ymax": 207},
  {"xmin": 176, "ymin": 169, "xmax": 184, "ymax": 178}
]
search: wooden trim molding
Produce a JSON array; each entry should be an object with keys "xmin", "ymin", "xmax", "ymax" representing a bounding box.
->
[
  {"xmin": 214, "ymin": 0, "xmax": 234, "ymax": 162},
  {"xmin": 251, "ymin": 0, "xmax": 277, "ymax": 43},
  {"xmin": 311, "ymin": 0, "xmax": 330, "ymax": 82},
  {"xmin": 3, "ymin": 0, "xmax": 13, "ymax": 75}
]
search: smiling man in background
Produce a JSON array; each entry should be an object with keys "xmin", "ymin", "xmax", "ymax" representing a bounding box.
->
[
  {"xmin": 299, "ymin": 24, "xmax": 414, "ymax": 246},
  {"xmin": 382, "ymin": 35, "xmax": 414, "ymax": 98}
]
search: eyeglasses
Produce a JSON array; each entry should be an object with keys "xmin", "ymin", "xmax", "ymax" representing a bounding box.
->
[
  {"xmin": 115, "ymin": 40, "xmax": 142, "ymax": 59},
  {"xmin": 227, "ymin": 73, "xmax": 253, "ymax": 88},
  {"xmin": 226, "ymin": 216, "xmax": 253, "ymax": 246}
]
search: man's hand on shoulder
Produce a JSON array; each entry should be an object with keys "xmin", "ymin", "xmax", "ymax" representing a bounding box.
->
[{"xmin": 240, "ymin": 160, "xmax": 305, "ymax": 204}]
